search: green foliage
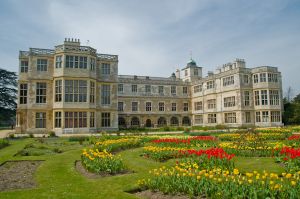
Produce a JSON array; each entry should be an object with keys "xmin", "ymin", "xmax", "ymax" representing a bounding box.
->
[
  {"xmin": 0, "ymin": 139, "xmax": 9, "ymax": 149},
  {"xmin": 48, "ymin": 131, "xmax": 56, "ymax": 137},
  {"xmin": 0, "ymin": 68, "xmax": 17, "ymax": 126},
  {"xmin": 81, "ymin": 149, "xmax": 126, "ymax": 174},
  {"xmin": 15, "ymin": 138, "xmax": 80, "ymax": 156}
]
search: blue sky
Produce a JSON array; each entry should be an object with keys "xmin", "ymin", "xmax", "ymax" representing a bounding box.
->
[{"xmin": 0, "ymin": 0, "xmax": 300, "ymax": 95}]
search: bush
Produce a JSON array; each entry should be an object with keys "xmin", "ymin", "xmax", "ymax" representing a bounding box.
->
[
  {"xmin": 0, "ymin": 139, "xmax": 9, "ymax": 149},
  {"xmin": 8, "ymin": 133, "xmax": 15, "ymax": 139},
  {"xmin": 215, "ymin": 124, "xmax": 228, "ymax": 130},
  {"xmin": 29, "ymin": 133, "xmax": 34, "ymax": 138},
  {"xmin": 48, "ymin": 131, "xmax": 56, "ymax": 137}
]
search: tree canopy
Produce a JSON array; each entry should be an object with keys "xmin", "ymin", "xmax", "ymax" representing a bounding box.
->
[{"xmin": 0, "ymin": 68, "xmax": 17, "ymax": 126}]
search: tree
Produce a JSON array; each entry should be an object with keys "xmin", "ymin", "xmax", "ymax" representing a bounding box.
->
[
  {"xmin": 0, "ymin": 68, "xmax": 17, "ymax": 126},
  {"xmin": 293, "ymin": 93, "xmax": 300, "ymax": 103},
  {"xmin": 285, "ymin": 86, "xmax": 294, "ymax": 102}
]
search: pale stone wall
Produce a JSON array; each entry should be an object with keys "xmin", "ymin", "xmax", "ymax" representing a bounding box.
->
[{"xmin": 16, "ymin": 40, "xmax": 283, "ymax": 134}]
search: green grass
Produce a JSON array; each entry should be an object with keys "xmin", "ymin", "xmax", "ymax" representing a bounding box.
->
[
  {"xmin": 0, "ymin": 138, "xmax": 287, "ymax": 199},
  {"xmin": 234, "ymin": 156, "xmax": 285, "ymax": 174}
]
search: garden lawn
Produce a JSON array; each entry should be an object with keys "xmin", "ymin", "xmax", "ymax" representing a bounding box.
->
[{"xmin": 0, "ymin": 138, "xmax": 287, "ymax": 199}]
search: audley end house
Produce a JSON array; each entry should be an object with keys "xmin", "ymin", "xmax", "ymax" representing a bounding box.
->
[{"xmin": 16, "ymin": 38, "xmax": 283, "ymax": 135}]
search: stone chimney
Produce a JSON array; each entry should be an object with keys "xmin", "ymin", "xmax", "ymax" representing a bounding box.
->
[{"xmin": 175, "ymin": 69, "xmax": 180, "ymax": 79}]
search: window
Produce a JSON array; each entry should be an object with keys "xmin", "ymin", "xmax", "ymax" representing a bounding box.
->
[
  {"xmin": 206, "ymin": 81, "xmax": 214, "ymax": 89},
  {"xmin": 55, "ymin": 112, "xmax": 61, "ymax": 128},
  {"xmin": 64, "ymin": 112, "xmax": 87, "ymax": 128},
  {"xmin": 101, "ymin": 85, "xmax": 111, "ymax": 105},
  {"xmin": 36, "ymin": 112, "xmax": 46, "ymax": 128},
  {"xmin": 224, "ymin": 96, "xmax": 235, "ymax": 107},
  {"xmin": 159, "ymin": 102, "xmax": 165, "ymax": 111},
  {"xmin": 64, "ymin": 80, "xmax": 87, "ymax": 102},
  {"xmin": 36, "ymin": 82, "xmax": 47, "ymax": 103},
  {"xmin": 225, "ymin": 112, "xmax": 236, "ymax": 123},
  {"xmin": 131, "ymin": 117, "xmax": 139, "ymax": 126},
  {"xmin": 66, "ymin": 55, "xmax": 74, "ymax": 68},
  {"xmin": 101, "ymin": 113, "xmax": 110, "ymax": 127},
  {"xmin": 145, "ymin": 85, "xmax": 151, "ymax": 93},
  {"xmin": 101, "ymin": 63, "xmax": 110, "ymax": 74},
  {"xmin": 253, "ymin": 74, "xmax": 259, "ymax": 83},
  {"xmin": 118, "ymin": 84, "xmax": 123, "ymax": 93},
  {"xmin": 183, "ymin": 86, "xmax": 188, "ymax": 94},
  {"xmin": 271, "ymin": 111, "xmax": 281, "ymax": 122},
  {"xmin": 194, "ymin": 115, "xmax": 203, "ymax": 124},
  {"xmin": 132, "ymin": 85, "xmax": 137, "ymax": 93},
  {"xmin": 171, "ymin": 103, "xmax": 176, "ymax": 111},
  {"xmin": 20, "ymin": 60, "xmax": 28, "ymax": 72},
  {"xmin": 90, "ymin": 112, "xmax": 95, "ymax": 127},
  {"xmin": 194, "ymin": 101, "xmax": 203, "ymax": 111},
  {"xmin": 194, "ymin": 85, "xmax": 202, "ymax": 93},
  {"xmin": 19, "ymin": 84, "xmax": 28, "ymax": 104},
  {"xmin": 171, "ymin": 86, "xmax": 176, "ymax": 95},
  {"xmin": 208, "ymin": 114, "xmax": 217, "ymax": 123},
  {"xmin": 260, "ymin": 73, "xmax": 266, "ymax": 82},
  {"xmin": 90, "ymin": 81, "xmax": 95, "ymax": 103},
  {"xmin": 132, "ymin": 102, "xmax": 138, "ymax": 111},
  {"xmin": 269, "ymin": 90, "xmax": 279, "ymax": 105},
  {"xmin": 183, "ymin": 103, "xmax": 189, "ymax": 111},
  {"xmin": 118, "ymin": 102, "xmax": 124, "ymax": 112},
  {"xmin": 245, "ymin": 112, "xmax": 251, "ymax": 123},
  {"xmin": 262, "ymin": 111, "xmax": 269, "ymax": 122},
  {"xmin": 185, "ymin": 70, "xmax": 188, "ymax": 76},
  {"xmin": 158, "ymin": 86, "xmax": 164, "ymax": 95},
  {"xmin": 80, "ymin": 57, "xmax": 88, "ymax": 68},
  {"xmin": 244, "ymin": 91, "xmax": 250, "ymax": 106},
  {"xmin": 268, "ymin": 73, "xmax": 278, "ymax": 83},
  {"xmin": 194, "ymin": 69, "xmax": 198, "ymax": 76},
  {"xmin": 256, "ymin": 112, "xmax": 261, "ymax": 122},
  {"xmin": 55, "ymin": 56, "xmax": 62, "ymax": 68},
  {"xmin": 170, "ymin": 117, "xmax": 179, "ymax": 126},
  {"xmin": 37, "ymin": 59, "xmax": 47, "ymax": 71},
  {"xmin": 243, "ymin": 75, "xmax": 249, "ymax": 84},
  {"xmin": 55, "ymin": 80, "xmax": 62, "ymax": 102},
  {"xmin": 65, "ymin": 55, "xmax": 87, "ymax": 69},
  {"xmin": 254, "ymin": 91, "xmax": 260, "ymax": 106},
  {"xmin": 223, "ymin": 76, "xmax": 234, "ymax": 86},
  {"xmin": 261, "ymin": 90, "xmax": 268, "ymax": 105},
  {"xmin": 207, "ymin": 99, "xmax": 216, "ymax": 109},
  {"xmin": 146, "ymin": 102, "xmax": 152, "ymax": 111},
  {"xmin": 90, "ymin": 58, "xmax": 96, "ymax": 71}
]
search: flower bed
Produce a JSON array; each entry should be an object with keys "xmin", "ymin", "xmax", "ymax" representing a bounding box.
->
[
  {"xmin": 95, "ymin": 137, "xmax": 142, "ymax": 152},
  {"xmin": 218, "ymin": 133, "xmax": 289, "ymax": 141},
  {"xmin": 150, "ymin": 136, "xmax": 217, "ymax": 148},
  {"xmin": 81, "ymin": 149, "xmax": 126, "ymax": 174},
  {"xmin": 143, "ymin": 146, "xmax": 187, "ymax": 161},
  {"xmin": 288, "ymin": 135, "xmax": 300, "ymax": 141},
  {"xmin": 138, "ymin": 162, "xmax": 300, "ymax": 199},
  {"xmin": 276, "ymin": 147, "xmax": 300, "ymax": 173}
]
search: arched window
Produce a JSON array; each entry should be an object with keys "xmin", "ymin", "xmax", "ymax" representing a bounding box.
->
[
  {"xmin": 118, "ymin": 117, "xmax": 126, "ymax": 127},
  {"xmin": 131, "ymin": 117, "xmax": 140, "ymax": 127},
  {"xmin": 145, "ymin": 119, "xmax": 152, "ymax": 127},
  {"xmin": 170, "ymin": 117, "xmax": 179, "ymax": 126},
  {"xmin": 157, "ymin": 117, "xmax": 167, "ymax": 127},
  {"xmin": 182, "ymin": 116, "xmax": 190, "ymax": 126}
]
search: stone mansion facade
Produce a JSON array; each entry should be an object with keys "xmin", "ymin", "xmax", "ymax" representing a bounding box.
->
[{"xmin": 16, "ymin": 39, "xmax": 283, "ymax": 134}]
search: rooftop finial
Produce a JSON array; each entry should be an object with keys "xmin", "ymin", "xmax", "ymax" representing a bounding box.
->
[{"xmin": 190, "ymin": 50, "xmax": 193, "ymax": 60}]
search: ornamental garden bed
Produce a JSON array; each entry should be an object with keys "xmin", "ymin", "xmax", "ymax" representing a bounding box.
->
[
  {"xmin": 75, "ymin": 160, "xmax": 133, "ymax": 179},
  {"xmin": 0, "ymin": 160, "xmax": 43, "ymax": 192}
]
